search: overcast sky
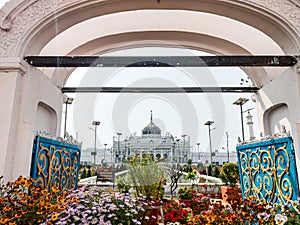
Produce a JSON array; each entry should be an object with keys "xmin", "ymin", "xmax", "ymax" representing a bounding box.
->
[{"xmin": 64, "ymin": 47, "xmax": 258, "ymax": 153}]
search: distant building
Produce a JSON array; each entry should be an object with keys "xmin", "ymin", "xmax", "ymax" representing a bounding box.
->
[
  {"xmin": 112, "ymin": 111, "xmax": 191, "ymax": 165},
  {"xmin": 80, "ymin": 147, "xmax": 113, "ymax": 166},
  {"xmin": 192, "ymin": 151, "xmax": 238, "ymax": 165}
]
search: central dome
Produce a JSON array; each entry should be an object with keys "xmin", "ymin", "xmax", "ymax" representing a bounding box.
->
[{"xmin": 142, "ymin": 111, "xmax": 161, "ymax": 136}]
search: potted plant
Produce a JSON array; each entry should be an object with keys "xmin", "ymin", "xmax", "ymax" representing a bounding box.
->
[{"xmin": 219, "ymin": 162, "xmax": 241, "ymax": 203}]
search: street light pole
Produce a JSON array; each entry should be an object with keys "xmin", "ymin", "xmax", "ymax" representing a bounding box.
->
[
  {"xmin": 92, "ymin": 121, "xmax": 100, "ymax": 169},
  {"xmin": 226, "ymin": 132, "xmax": 229, "ymax": 162},
  {"xmin": 64, "ymin": 97, "xmax": 73, "ymax": 138},
  {"xmin": 182, "ymin": 134, "xmax": 187, "ymax": 163},
  {"xmin": 233, "ymin": 97, "xmax": 249, "ymax": 141},
  {"xmin": 204, "ymin": 120, "xmax": 214, "ymax": 165},
  {"xmin": 104, "ymin": 143, "xmax": 107, "ymax": 163},
  {"xmin": 117, "ymin": 132, "xmax": 122, "ymax": 165},
  {"xmin": 197, "ymin": 143, "xmax": 200, "ymax": 162}
]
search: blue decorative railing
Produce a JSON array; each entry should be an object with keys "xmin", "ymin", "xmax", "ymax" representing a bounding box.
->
[
  {"xmin": 236, "ymin": 137, "xmax": 299, "ymax": 205},
  {"xmin": 30, "ymin": 135, "xmax": 81, "ymax": 191}
]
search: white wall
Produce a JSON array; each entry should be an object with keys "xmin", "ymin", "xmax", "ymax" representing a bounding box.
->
[
  {"xmin": 0, "ymin": 59, "xmax": 65, "ymax": 181},
  {"xmin": 36, "ymin": 102, "xmax": 57, "ymax": 135}
]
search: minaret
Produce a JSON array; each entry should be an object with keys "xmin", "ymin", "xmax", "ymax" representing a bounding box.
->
[{"xmin": 246, "ymin": 111, "xmax": 255, "ymax": 140}]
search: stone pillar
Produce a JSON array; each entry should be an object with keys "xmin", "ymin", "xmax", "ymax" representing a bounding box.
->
[
  {"xmin": 0, "ymin": 58, "xmax": 65, "ymax": 182},
  {"xmin": 256, "ymin": 67, "xmax": 300, "ymax": 190},
  {"xmin": 0, "ymin": 58, "xmax": 27, "ymax": 181}
]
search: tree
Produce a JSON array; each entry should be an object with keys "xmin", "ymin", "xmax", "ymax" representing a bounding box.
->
[
  {"xmin": 167, "ymin": 166, "xmax": 183, "ymax": 199},
  {"xmin": 81, "ymin": 168, "xmax": 87, "ymax": 179},
  {"xmin": 207, "ymin": 165, "xmax": 213, "ymax": 176},
  {"xmin": 213, "ymin": 166, "xmax": 220, "ymax": 178},
  {"xmin": 87, "ymin": 168, "xmax": 92, "ymax": 177}
]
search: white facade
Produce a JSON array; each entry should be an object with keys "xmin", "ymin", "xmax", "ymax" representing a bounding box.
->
[
  {"xmin": 112, "ymin": 113, "xmax": 191, "ymax": 165},
  {"xmin": 80, "ymin": 147, "xmax": 113, "ymax": 166},
  {"xmin": 192, "ymin": 151, "xmax": 238, "ymax": 166}
]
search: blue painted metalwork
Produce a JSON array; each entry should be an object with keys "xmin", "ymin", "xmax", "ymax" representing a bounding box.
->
[
  {"xmin": 236, "ymin": 137, "xmax": 299, "ymax": 204},
  {"xmin": 31, "ymin": 135, "xmax": 81, "ymax": 191}
]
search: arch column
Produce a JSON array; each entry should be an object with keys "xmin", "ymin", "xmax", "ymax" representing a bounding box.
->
[
  {"xmin": 0, "ymin": 57, "xmax": 27, "ymax": 181},
  {"xmin": 256, "ymin": 66, "xmax": 300, "ymax": 184},
  {"xmin": 0, "ymin": 58, "xmax": 65, "ymax": 181}
]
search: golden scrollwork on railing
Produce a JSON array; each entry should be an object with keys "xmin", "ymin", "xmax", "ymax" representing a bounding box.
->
[
  {"xmin": 31, "ymin": 136, "xmax": 81, "ymax": 192},
  {"xmin": 237, "ymin": 137, "xmax": 298, "ymax": 205}
]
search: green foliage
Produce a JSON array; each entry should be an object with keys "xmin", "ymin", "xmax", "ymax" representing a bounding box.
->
[
  {"xmin": 115, "ymin": 175, "xmax": 132, "ymax": 193},
  {"xmin": 126, "ymin": 153, "xmax": 165, "ymax": 201},
  {"xmin": 219, "ymin": 162, "xmax": 239, "ymax": 187},
  {"xmin": 80, "ymin": 168, "xmax": 87, "ymax": 179},
  {"xmin": 87, "ymin": 168, "xmax": 92, "ymax": 177},
  {"xmin": 213, "ymin": 166, "xmax": 220, "ymax": 178},
  {"xmin": 177, "ymin": 187, "xmax": 194, "ymax": 200},
  {"xmin": 207, "ymin": 165, "xmax": 213, "ymax": 176},
  {"xmin": 184, "ymin": 171, "xmax": 197, "ymax": 181}
]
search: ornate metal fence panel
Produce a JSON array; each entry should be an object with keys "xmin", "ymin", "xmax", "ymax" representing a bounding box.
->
[
  {"xmin": 236, "ymin": 137, "xmax": 299, "ymax": 204},
  {"xmin": 31, "ymin": 135, "xmax": 81, "ymax": 191}
]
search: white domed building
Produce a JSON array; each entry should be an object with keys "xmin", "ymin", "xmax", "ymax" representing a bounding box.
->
[{"xmin": 112, "ymin": 112, "xmax": 191, "ymax": 166}]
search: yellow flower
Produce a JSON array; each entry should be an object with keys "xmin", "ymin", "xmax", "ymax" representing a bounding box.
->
[
  {"xmin": 0, "ymin": 218, "xmax": 10, "ymax": 224},
  {"xmin": 3, "ymin": 206, "xmax": 11, "ymax": 212},
  {"xmin": 51, "ymin": 186, "xmax": 59, "ymax": 193},
  {"xmin": 51, "ymin": 212, "xmax": 58, "ymax": 221},
  {"xmin": 39, "ymin": 199, "xmax": 45, "ymax": 206},
  {"xmin": 57, "ymin": 205, "xmax": 66, "ymax": 211},
  {"xmin": 14, "ymin": 213, "xmax": 22, "ymax": 219}
]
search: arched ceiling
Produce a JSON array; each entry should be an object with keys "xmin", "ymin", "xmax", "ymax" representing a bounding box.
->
[
  {"xmin": 1, "ymin": 0, "xmax": 299, "ymax": 87},
  {"xmin": 40, "ymin": 10, "xmax": 286, "ymax": 87},
  {"xmin": 40, "ymin": 10, "xmax": 284, "ymax": 56}
]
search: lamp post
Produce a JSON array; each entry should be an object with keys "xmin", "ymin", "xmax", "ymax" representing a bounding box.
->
[
  {"xmin": 176, "ymin": 138, "xmax": 180, "ymax": 163},
  {"xmin": 104, "ymin": 143, "xmax": 107, "ymax": 163},
  {"xmin": 204, "ymin": 120, "xmax": 214, "ymax": 165},
  {"xmin": 64, "ymin": 97, "xmax": 73, "ymax": 138},
  {"xmin": 92, "ymin": 121, "xmax": 100, "ymax": 169},
  {"xmin": 226, "ymin": 132, "xmax": 229, "ymax": 162},
  {"xmin": 233, "ymin": 97, "xmax": 249, "ymax": 141},
  {"xmin": 197, "ymin": 143, "xmax": 200, "ymax": 162},
  {"xmin": 172, "ymin": 142, "xmax": 176, "ymax": 165},
  {"xmin": 124, "ymin": 139, "xmax": 127, "ymax": 161},
  {"xmin": 182, "ymin": 134, "xmax": 187, "ymax": 163},
  {"xmin": 117, "ymin": 132, "xmax": 122, "ymax": 164}
]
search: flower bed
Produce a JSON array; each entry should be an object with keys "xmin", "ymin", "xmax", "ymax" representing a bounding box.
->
[
  {"xmin": 1, "ymin": 175, "xmax": 300, "ymax": 225},
  {"xmin": 0, "ymin": 176, "xmax": 154, "ymax": 225},
  {"xmin": 162, "ymin": 195, "xmax": 300, "ymax": 225}
]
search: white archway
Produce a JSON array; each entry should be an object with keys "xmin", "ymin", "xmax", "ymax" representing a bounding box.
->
[{"xmin": 0, "ymin": 0, "xmax": 300, "ymax": 182}]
